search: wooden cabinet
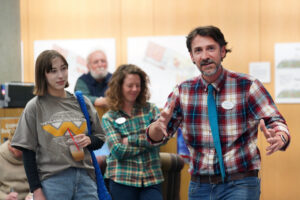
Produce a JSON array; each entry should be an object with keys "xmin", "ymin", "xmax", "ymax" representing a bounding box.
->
[{"xmin": 0, "ymin": 108, "xmax": 23, "ymax": 143}]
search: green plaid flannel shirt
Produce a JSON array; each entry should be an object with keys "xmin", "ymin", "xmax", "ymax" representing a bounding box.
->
[{"xmin": 102, "ymin": 102, "xmax": 164, "ymax": 187}]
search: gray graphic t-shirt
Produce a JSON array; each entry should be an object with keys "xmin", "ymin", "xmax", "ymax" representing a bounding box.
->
[{"xmin": 11, "ymin": 92, "xmax": 105, "ymax": 181}]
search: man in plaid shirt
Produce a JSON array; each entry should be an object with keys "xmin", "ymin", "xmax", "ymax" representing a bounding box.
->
[{"xmin": 147, "ymin": 26, "xmax": 290, "ymax": 200}]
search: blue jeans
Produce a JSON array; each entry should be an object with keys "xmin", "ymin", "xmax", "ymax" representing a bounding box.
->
[
  {"xmin": 188, "ymin": 177, "xmax": 261, "ymax": 200},
  {"xmin": 41, "ymin": 167, "xmax": 98, "ymax": 200},
  {"xmin": 109, "ymin": 179, "xmax": 162, "ymax": 200}
]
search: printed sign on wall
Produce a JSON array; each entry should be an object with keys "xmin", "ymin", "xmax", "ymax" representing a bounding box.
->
[
  {"xmin": 275, "ymin": 43, "xmax": 300, "ymax": 103},
  {"xmin": 128, "ymin": 36, "xmax": 198, "ymax": 108}
]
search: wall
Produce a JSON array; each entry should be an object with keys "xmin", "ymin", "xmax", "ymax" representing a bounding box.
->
[
  {"xmin": 0, "ymin": 0, "xmax": 21, "ymax": 82},
  {"xmin": 19, "ymin": 0, "xmax": 300, "ymax": 199}
]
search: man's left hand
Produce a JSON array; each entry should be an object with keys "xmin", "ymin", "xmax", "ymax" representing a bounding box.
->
[{"xmin": 260, "ymin": 119, "xmax": 286, "ymax": 155}]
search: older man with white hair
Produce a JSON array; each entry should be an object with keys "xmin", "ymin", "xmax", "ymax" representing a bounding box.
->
[{"xmin": 74, "ymin": 50, "xmax": 112, "ymax": 107}]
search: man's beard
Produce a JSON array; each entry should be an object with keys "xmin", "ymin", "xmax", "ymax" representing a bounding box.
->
[
  {"xmin": 200, "ymin": 59, "xmax": 220, "ymax": 77},
  {"xmin": 90, "ymin": 68, "xmax": 108, "ymax": 80}
]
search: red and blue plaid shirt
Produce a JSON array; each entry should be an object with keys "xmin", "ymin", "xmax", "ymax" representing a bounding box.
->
[{"xmin": 150, "ymin": 68, "xmax": 289, "ymax": 176}]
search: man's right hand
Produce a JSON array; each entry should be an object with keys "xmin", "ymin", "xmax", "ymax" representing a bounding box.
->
[
  {"xmin": 5, "ymin": 192, "xmax": 18, "ymax": 200},
  {"xmin": 148, "ymin": 101, "xmax": 175, "ymax": 142}
]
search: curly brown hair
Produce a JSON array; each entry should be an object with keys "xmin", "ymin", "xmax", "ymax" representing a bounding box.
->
[{"xmin": 105, "ymin": 64, "xmax": 150, "ymax": 111}]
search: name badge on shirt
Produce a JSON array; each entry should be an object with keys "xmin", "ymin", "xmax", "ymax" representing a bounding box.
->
[
  {"xmin": 115, "ymin": 117, "xmax": 126, "ymax": 124},
  {"xmin": 221, "ymin": 101, "xmax": 234, "ymax": 110}
]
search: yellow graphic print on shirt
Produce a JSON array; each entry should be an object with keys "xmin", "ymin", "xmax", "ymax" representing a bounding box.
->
[{"xmin": 42, "ymin": 121, "xmax": 87, "ymax": 137}]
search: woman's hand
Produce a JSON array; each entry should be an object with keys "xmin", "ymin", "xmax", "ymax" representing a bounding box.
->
[
  {"xmin": 25, "ymin": 193, "xmax": 33, "ymax": 200},
  {"xmin": 121, "ymin": 137, "xmax": 128, "ymax": 145},
  {"xmin": 5, "ymin": 192, "xmax": 18, "ymax": 200},
  {"xmin": 74, "ymin": 134, "xmax": 91, "ymax": 148},
  {"xmin": 33, "ymin": 188, "xmax": 46, "ymax": 200}
]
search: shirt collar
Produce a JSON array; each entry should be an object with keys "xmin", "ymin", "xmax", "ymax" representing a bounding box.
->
[
  {"xmin": 118, "ymin": 103, "xmax": 140, "ymax": 118},
  {"xmin": 87, "ymin": 72, "xmax": 98, "ymax": 85},
  {"xmin": 103, "ymin": 73, "xmax": 111, "ymax": 84},
  {"xmin": 200, "ymin": 67, "xmax": 227, "ymax": 92},
  {"xmin": 88, "ymin": 72, "xmax": 111, "ymax": 85}
]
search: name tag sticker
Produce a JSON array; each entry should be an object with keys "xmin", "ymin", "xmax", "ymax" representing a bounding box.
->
[
  {"xmin": 115, "ymin": 117, "xmax": 126, "ymax": 124},
  {"xmin": 221, "ymin": 101, "xmax": 234, "ymax": 110}
]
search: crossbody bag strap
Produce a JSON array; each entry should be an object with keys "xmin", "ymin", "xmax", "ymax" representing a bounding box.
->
[{"xmin": 75, "ymin": 91, "xmax": 111, "ymax": 200}]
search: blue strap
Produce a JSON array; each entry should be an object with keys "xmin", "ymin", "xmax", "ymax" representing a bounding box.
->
[
  {"xmin": 207, "ymin": 84, "xmax": 226, "ymax": 182},
  {"xmin": 75, "ymin": 91, "xmax": 111, "ymax": 200}
]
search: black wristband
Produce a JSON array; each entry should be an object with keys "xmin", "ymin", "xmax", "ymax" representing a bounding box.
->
[{"xmin": 280, "ymin": 134, "xmax": 287, "ymax": 144}]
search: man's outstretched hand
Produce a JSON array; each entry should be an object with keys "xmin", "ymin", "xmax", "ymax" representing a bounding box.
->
[
  {"xmin": 148, "ymin": 101, "xmax": 175, "ymax": 142},
  {"xmin": 260, "ymin": 119, "xmax": 286, "ymax": 155}
]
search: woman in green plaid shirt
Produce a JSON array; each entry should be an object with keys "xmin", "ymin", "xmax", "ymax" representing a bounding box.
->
[{"xmin": 101, "ymin": 64, "xmax": 164, "ymax": 200}]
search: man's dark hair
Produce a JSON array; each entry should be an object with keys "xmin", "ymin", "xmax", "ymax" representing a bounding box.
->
[{"xmin": 186, "ymin": 25, "xmax": 232, "ymax": 55}]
